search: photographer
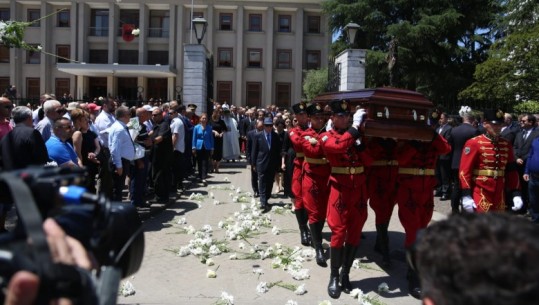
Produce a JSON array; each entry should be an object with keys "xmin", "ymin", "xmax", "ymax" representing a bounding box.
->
[{"xmin": 4, "ymin": 219, "xmax": 92, "ymax": 305}]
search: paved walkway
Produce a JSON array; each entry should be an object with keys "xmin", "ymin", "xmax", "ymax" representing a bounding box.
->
[{"xmin": 117, "ymin": 161, "xmax": 449, "ymax": 305}]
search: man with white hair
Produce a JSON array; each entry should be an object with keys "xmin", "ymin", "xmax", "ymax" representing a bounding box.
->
[
  {"xmin": 35, "ymin": 99, "xmax": 63, "ymax": 142},
  {"xmin": 32, "ymin": 93, "xmax": 53, "ymax": 126}
]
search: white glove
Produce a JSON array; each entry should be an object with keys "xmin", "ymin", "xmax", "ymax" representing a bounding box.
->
[
  {"xmin": 512, "ymin": 196, "xmax": 523, "ymax": 211},
  {"xmin": 352, "ymin": 109, "xmax": 367, "ymax": 128},
  {"xmin": 462, "ymin": 196, "xmax": 476, "ymax": 213}
]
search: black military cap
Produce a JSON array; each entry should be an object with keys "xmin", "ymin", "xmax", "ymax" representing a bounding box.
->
[
  {"xmin": 483, "ymin": 108, "xmax": 504, "ymax": 124},
  {"xmin": 292, "ymin": 102, "xmax": 308, "ymax": 114},
  {"xmin": 329, "ymin": 99, "xmax": 351, "ymax": 115},
  {"xmin": 306, "ymin": 102, "xmax": 325, "ymax": 116},
  {"xmin": 187, "ymin": 103, "xmax": 197, "ymax": 110}
]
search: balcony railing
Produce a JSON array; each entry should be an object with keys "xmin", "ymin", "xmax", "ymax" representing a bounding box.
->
[
  {"xmin": 148, "ymin": 28, "xmax": 169, "ymax": 38},
  {"xmin": 89, "ymin": 27, "xmax": 109, "ymax": 37}
]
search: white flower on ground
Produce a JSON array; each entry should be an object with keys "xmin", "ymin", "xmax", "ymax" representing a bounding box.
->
[
  {"xmin": 232, "ymin": 196, "xmax": 239, "ymax": 202},
  {"xmin": 286, "ymin": 301, "xmax": 298, "ymax": 305},
  {"xmin": 250, "ymin": 198, "xmax": 256, "ymax": 204},
  {"xmin": 206, "ymin": 269, "xmax": 217, "ymax": 278},
  {"xmin": 178, "ymin": 246, "xmax": 190, "ymax": 257},
  {"xmin": 352, "ymin": 258, "xmax": 361, "ymax": 269},
  {"xmin": 256, "ymin": 282, "xmax": 269, "ymax": 293},
  {"xmin": 236, "ymin": 187, "xmax": 241, "ymax": 193},
  {"xmin": 220, "ymin": 291, "xmax": 234, "ymax": 304},
  {"xmin": 206, "ymin": 258, "xmax": 215, "ymax": 266},
  {"xmin": 289, "ymin": 268, "xmax": 310, "ymax": 280},
  {"xmin": 378, "ymin": 282, "xmax": 389, "ymax": 293},
  {"xmin": 252, "ymin": 268, "xmax": 264, "ymax": 275},
  {"xmin": 131, "ymin": 28, "xmax": 140, "ymax": 36},
  {"xmin": 319, "ymin": 301, "xmax": 332, "ymax": 305},
  {"xmin": 120, "ymin": 281, "xmax": 136, "ymax": 296},
  {"xmin": 202, "ymin": 224, "xmax": 213, "ymax": 233},
  {"xmin": 294, "ymin": 283, "xmax": 307, "ymax": 295},
  {"xmin": 238, "ymin": 242, "xmax": 245, "ymax": 249},
  {"xmin": 210, "ymin": 192, "xmax": 215, "ymax": 198},
  {"xmin": 229, "ymin": 253, "xmax": 237, "ymax": 260},
  {"xmin": 224, "ymin": 177, "xmax": 230, "ymax": 182},
  {"xmin": 229, "ymin": 192, "xmax": 234, "ymax": 197},
  {"xmin": 350, "ymin": 288, "xmax": 364, "ymax": 299},
  {"xmin": 272, "ymin": 226, "xmax": 280, "ymax": 235},
  {"xmin": 213, "ymin": 200, "xmax": 221, "ymax": 205},
  {"xmin": 209, "ymin": 245, "xmax": 222, "ymax": 256},
  {"xmin": 177, "ymin": 217, "xmax": 187, "ymax": 224}
]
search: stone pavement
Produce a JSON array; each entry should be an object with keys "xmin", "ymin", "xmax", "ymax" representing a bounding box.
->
[{"xmin": 117, "ymin": 161, "xmax": 450, "ymax": 305}]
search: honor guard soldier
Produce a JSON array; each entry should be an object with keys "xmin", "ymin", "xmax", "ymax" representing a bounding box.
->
[
  {"xmin": 459, "ymin": 109, "xmax": 522, "ymax": 213},
  {"xmin": 187, "ymin": 104, "xmax": 200, "ymax": 126},
  {"xmin": 395, "ymin": 127, "xmax": 451, "ymax": 299},
  {"xmin": 289, "ymin": 101, "xmax": 311, "ymax": 246},
  {"xmin": 365, "ymin": 137, "xmax": 399, "ymax": 266},
  {"xmin": 300, "ymin": 103, "xmax": 331, "ymax": 267},
  {"xmin": 321, "ymin": 100, "xmax": 370, "ymax": 298}
]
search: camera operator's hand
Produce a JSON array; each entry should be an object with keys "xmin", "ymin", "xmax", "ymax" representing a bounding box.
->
[
  {"xmin": 4, "ymin": 219, "xmax": 92, "ymax": 305},
  {"xmin": 115, "ymin": 167, "xmax": 123, "ymax": 177}
]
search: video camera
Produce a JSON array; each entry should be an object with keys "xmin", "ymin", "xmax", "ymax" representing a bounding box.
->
[{"xmin": 0, "ymin": 167, "xmax": 144, "ymax": 305}]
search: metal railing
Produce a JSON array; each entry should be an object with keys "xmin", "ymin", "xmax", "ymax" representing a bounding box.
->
[{"xmin": 89, "ymin": 27, "xmax": 109, "ymax": 37}]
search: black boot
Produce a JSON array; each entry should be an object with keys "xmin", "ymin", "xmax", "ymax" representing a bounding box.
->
[
  {"xmin": 295, "ymin": 208, "xmax": 311, "ymax": 246},
  {"xmin": 407, "ymin": 266, "xmax": 422, "ymax": 299},
  {"xmin": 309, "ymin": 222, "xmax": 327, "ymax": 267},
  {"xmin": 327, "ymin": 247, "xmax": 343, "ymax": 299},
  {"xmin": 376, "ymin": 223, "xmax": 391, "ymax": 267},
  {"xmin": 340, "ymin": 244, "xmax": 358, "ymax": 294}
]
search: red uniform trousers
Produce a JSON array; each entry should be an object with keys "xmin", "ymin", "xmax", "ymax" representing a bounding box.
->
[
  {"xmin": 292, "ymin": 158, "xmax": 305, "ymax": 209},
  {"xmin": 327, "ymin": 175, "xmax": 368, "ymax": 248},
  {"xmin": 302, "ymin": 163, "xmax": 330, "ymax": 224},
  {"xmin": 367, "ymin": 163, "xmax": 398, "ymax": 225}
]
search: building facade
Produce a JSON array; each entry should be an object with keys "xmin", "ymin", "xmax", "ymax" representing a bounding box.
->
[{"xmin": 0, "ymin": 0, "xmax": 329, "ymax": 108}]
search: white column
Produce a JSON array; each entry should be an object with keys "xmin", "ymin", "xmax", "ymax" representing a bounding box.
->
[
  {"xmin": 264, "ymin": 7, "xmax": 273, "ymax": 105},
  {"xmin": 293, "ymin": 8, "xmax": 304, "ymax": 103},
  {"xmin": 335, "ymin": 49, "xmax": 366, "ymax": 91},
  {"xmin": 235, "ymin": 6, "xmax": 244, "ymax": 106},
  {"xmin": 139, "ymin": 5, "xmax": 148, "ymax": 64},
  {"xmin": 183, "ymin": 44, "xmax": 208, "ymax": 112}
]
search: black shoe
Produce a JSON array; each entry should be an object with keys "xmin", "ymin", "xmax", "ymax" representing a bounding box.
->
[
  {"xmin": 407, "ymin": 268, "xmax": 422, "ymax": 299},
  {"xmin": 254, "ymin": 192, "xmax": 259, "ymax": 198},
  {"xmin": 327, "ymin": 275, "xmax": 341, "ymax": 299}
]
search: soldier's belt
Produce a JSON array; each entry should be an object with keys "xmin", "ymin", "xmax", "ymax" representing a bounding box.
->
[
  {"xmin": 473, "ymin": 169, "xmax": 505, "ymax": 177},
  {"xmin": 371, "ymin": 160, "xmax": 398, "ymax": 166},
  {"xmin": 398, "ymin": 168, "xmax": 435, "ymax": 176},
  {"xmin": 295, "ymin": 152, "xmax": 305, "ymax": 158},
  {"xmin": 331, "ymin": 166, "xmax": 364, "ymax": 175},
  {"xmin": 305, "ymin": 157, "xmax": 328, "ymax": 164}
]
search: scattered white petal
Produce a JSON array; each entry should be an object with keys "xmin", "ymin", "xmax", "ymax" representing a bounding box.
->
[
  {"xmin": 319, "ymin": 301, "xmax": 332, "ymax": 305},
  {"xmin": 286, "ymin": 301, "xmax": 298, "ymax": 305},
  {"xmin": 378, "ymin": 282, "xmax": 389, "ymax": 293},
  {"xmin": 214, "ymin": 200, "xmax": 221, "ymax": 205},
  {"xmin": 120, "ymin": 281, "xmax": 136, "ymax": 297},
  {"xmin": 256, "ymin": 282, "xmax": 269, "ymax": 293},
  {"xmin": 224, "ymin": 177, "xmax": 230, "ymax": 182},
  {"xmin": 294, "ymin": 283, "xmax": 307, "ymax": 295},
  {"xmin": 238, "ymin": 242, "xmax": 245, "ymax": 249},
  {"xmin": 220, "ymin": 291, "xmax": 234, "ymax": 304},
  {"xmin": 229, "ymin": 253, "xmax": 237, "ymax": 260},
  {"xmin": 177, "ymin": 217, "xmax": 187, "ymax": 224},
  {"xmin": 207, "ymin": 269, "xmax": 217, "ymax": 278},
  {"xmin": 206, "ymin": 258, "xmax": 215, "ymax": 266},
  {"xmin": 252, "ymin": 268, "xmax": 264, "ymax": 275},
  {"xmin": 210, "ymin": 192, "xmax": 215, "ymax": 198},
  {"xmin": 272, "ymin": 226, "xmax": 281, "ymax": 235}
]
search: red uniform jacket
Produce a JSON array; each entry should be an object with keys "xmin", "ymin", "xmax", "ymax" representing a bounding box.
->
[
  {"xmin": 289, "ymin": 125, "xmax": 307, "ymax": 166},
  {"xmin": 301, "ymin": 128, "xmax": 331, "ymax": 177}
]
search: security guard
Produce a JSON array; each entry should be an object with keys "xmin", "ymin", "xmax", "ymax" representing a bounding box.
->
[
  {"xmin": 288, "ymin": 101, "xmax": 311, "ymax": 246},
  {"xmin": 320, "ymin": 99, "xmax": 369, "ymax": 298},
  {"xmin": 459, "ymin": 109, "xmax": 522, "ymax": 213},
  {"xmin": 300, "ymin": 103, "xmax": 331, "ymax": 267}
]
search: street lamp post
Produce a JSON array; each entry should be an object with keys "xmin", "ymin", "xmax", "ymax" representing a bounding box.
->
[
  {"xmin": 333, "ymin": 22, "xmax": 366, "ymax": 91},
  {"xmin": 183, "ymin": 17, "xmax": 210, "ymax": 113},
  {"xmin": 344, "ymin": 22, "xmax": 360, "ymax": 47},
  {"xmin": 192, "ymin": 17, "xmax": 208, "ymax": 44}
]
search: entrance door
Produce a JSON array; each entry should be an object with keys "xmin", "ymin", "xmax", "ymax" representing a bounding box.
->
[
  {"xmin": 117, "ymin": 77, "xmax": 137, "ymax": 105},
  {"xmin": 89, "ymin": 77, "xmax": 107, "ymax": 100}
]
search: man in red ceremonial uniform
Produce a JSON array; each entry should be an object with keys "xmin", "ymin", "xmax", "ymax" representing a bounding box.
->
[
  {"xmin": 395, "ymin": 129, "xmax": 451, "ymax": 299},
  {"xmin": 321, "ymin": 99, "xmax": 370, "ymax": 299},
  {"xmin": 288, "ymin": 101, "xmax": 311, "ymax": 246},
  {"xmin": 459, "ymin": 109, "xmax": 522, "ymax": 213},
  {"xmin": 301, "ymin": 103, "xmax": 331, "ymax": 267},
  {"xmin": 365, "ymin": 137, "xmax": 398, "ymax": 267}
]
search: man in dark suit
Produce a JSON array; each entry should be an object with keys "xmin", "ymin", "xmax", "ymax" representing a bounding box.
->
[
  {"xmin": 239, "ymin": 109, "xmax": 256, "ymax": 154},
  {"xmin": 448, "ymin": 112, "xmax": 479, "ymax": 213},
  {"xmin": 252, "ymin": 117, "xmax": 282, "ymax": 212},
  {"xmin": 513, "ymin": 114, "xmax": 539, "ymax": 212},
  {"xmin": 246, "ymin": 119, "xmax": 263, "ymax": 197},
  {"xmin": 500, "ymin": 113, "xmax": 520, "ymax": 145},
  {"xmin": 435, "ymin": 112, "xmax": 453, "ymax": 200}
]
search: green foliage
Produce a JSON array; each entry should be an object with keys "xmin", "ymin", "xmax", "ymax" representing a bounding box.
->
[
  {"xmin": 303, "ymin": 68, "xmax": 328, "ymax": 101},
  {"xmin": 513, "ymin": 101, "xmax": 539, "ymax": 114}
]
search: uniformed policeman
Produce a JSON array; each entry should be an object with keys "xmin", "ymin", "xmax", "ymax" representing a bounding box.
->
[
  {"xmin": 459, "ymin": 109, "xmax": 522, "ymax": 213},
  {"xmin": 320, "ymin": 99, "xmax": 369, "ymax": 298},
  {"xmin": 300, "ymin": 103, "xmax": 331, "ymax": 267},
  {"xmin": 288, "ymin": 101, "xmax": 311, "ymax": 246}
]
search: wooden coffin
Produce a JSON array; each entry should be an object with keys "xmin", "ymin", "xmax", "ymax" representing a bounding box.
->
[{"xmin": 312, "ymin": 87, "xmax": 435, "ymax": 141}]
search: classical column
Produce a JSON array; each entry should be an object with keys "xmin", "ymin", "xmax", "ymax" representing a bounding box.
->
[
  {"xmin": 335, "ymin": 49, "xmax": 366, "ymax": 91},
  {"xmin": 183, "ymin": 44, "xmax": 208, "ymax": 112}
]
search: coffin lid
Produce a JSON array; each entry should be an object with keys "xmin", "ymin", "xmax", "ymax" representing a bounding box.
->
[{"xmin": 312, "ymin": 87, "xmax": 433, "ymax": 109}]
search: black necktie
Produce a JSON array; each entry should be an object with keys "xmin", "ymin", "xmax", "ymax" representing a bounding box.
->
[{"xmin": 266, "ymin": 133, "xmax": 271, "ymax": 147}]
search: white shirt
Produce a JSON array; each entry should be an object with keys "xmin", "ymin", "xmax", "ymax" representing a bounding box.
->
[
  {"xmin": 94, "ymin": 110, "xmax": 115, "ymax": 148},
  {"xmin": 170, "ymin": 117, "xmax": 185, "ymax": 153}
]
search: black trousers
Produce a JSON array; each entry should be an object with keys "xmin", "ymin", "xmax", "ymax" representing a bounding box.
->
[
  {"xmin": 450, "ymin": 169, "xmax": 461, "ymax": 212},
  {"xmin": 258, "ymin": 167, "xmax": 276, "ymax": 205},
  {"xmin": 195, "ymin": 147, "xmax": 210, "ymax": 180},
  {"xmin": 110, "ymin": 158, "xmax": 130, "ymax": 202},
  {"xmin": 436, "ymin": 158, "xmax": 452, "ymax": 195},
  {"xmin": 250, "ymin": 165, "xmax": 259, "ymax": 193},
  {"xmin": 172, "ymin": 150, "xmax": 188, "ymax": 189}
]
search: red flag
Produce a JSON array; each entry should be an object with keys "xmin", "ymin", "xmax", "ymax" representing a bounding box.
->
[{"xmin": 122, "ymin": 24, "xmax": 135, "ymax": 42}]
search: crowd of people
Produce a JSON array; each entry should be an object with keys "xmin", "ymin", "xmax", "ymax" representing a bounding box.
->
[{"xmin": 0, "ymin": 92, "xmax": 539, "ymax": 304}]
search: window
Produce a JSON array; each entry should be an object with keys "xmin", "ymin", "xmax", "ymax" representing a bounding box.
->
[
  {"xmin": 148, "ymin": 51, "xmax": 169, "ymax": 65},
  {"xmin": 276, "ymin": 49, "xmax": 291, "ymax": 69},
  {"xmin": 0, "ymin": 45, "xmax": 9, "ymax": 63},
  {"xmin": 307, "ymin": 16, "xmax": 320, "ymax": 33},
  {"xmin": 26, "ymin": 78, "xmax": 40, "ymax": 99},
  {"xmin": 90, "ymin": 9, "xmax": 109, "ymax": 36},
  {"xmin": 118, "ymin": 10, "xmax": 139, "ymax": 36},
  {"xmin": 55, "ymin": 78, "xmax": 70, "ymax": 98},
  {"xmin": 246, "ymin": 82, "xmax": 262, "ymax": 107},
  {"xmin": 27, "ymin": 9, "xmax": 40, "ymax": 27},
  {"xmin": 0, "ymin": 78, "xmax": 9, "ymax": 95},
  {"xmin": 247, "ymin": 48, "xmax": 262, "ymax": 68},
  {"xmin": 217, "ymin": 81, "xmax": 232, "ymax": 104},
  {"xmin": 118, "ymin": 50, "xmax": 138, "ymax": 64},
  {"xmin": 275, "ymin": 83, "xmax": 291, "ymax": 107},
  {"xmin": 27, "ymin": 46, "xmax": 40, "ymax": 64},
  {"xmin": 57, "ymin": 9, "xmax": 70, "ymax": 27},
  {"xmin": 278, "ymin": 15, "xmax": 291, "ymax": 32},
  {"xmin": 56, "ymin": 45, "xmax": 70, "ymax": 63},
  {"xmin": 149, "ymin": 10, "xmax": 170, "ymax": 37},
  {"xmin": 218, "ymin": 48, "xmax": 232, "ymax": 67},
  {"xmin": 89, "ymin": 50, "xmax": 108, "ymax": 64},
  {"xmin": 0, "ymin": 8, "xmax": 9, "ymax": 21},
  {"xmin": 249, "ymin": 14, "xmax": 262, "ymax": 32},
  {"xmin": 219, "ymin": 13, "xmax": 232, "ymax": 31},
  {"xmin": 306, "ymin": 50, "xmax": 321, "ymax": 70},
  {"xmin": 147, "ymin": 78, "xmax": 167, "ymax": 100}
]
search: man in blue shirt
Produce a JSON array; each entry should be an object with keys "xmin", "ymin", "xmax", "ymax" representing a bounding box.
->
[
  {"xmin": 45, "ymin": 117, "xmax": 79, "ymax": 168},
  {"xmin": 524, "ymin": 135, "xmax": 539, "ymax": 223},
  {"xmin": 108, "ymin": 106, "xmax": 135, "ymax": 201}
]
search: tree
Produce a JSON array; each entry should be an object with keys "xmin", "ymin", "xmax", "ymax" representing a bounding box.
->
[
  {"xmin": 322, "ymin": 0, "xmax": 502, "ymax": 110},
  {"xmin": 460, "ymin": 0, "xmax": 539, "ymax": 110},
  {"xmin": 303, "ymin": 68, "xmax": 329, "ymax": 101}
]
